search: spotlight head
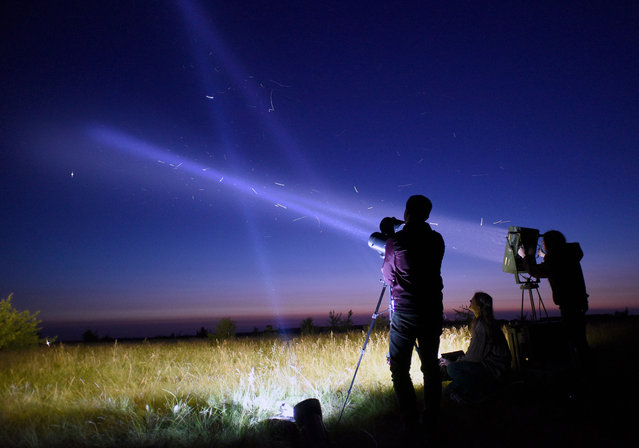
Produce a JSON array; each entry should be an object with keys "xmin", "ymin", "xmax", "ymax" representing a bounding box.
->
[{"xmin": 368, "ymin": 232, "xmax": 388, "ymax": 256}]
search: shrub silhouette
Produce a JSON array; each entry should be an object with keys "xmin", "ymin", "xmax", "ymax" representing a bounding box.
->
[
  {"xmin": 82, "ymin": 329, "xmax": 100, "ymax": 342},
  {"xmin": 214, "ymin": 317, "xmax": 237, "ymax": 340},
  {"xmin": 0, "ymin": 293, "xmax": 41, "ymax": 350},
  {"xmin": 300, "ymin": 317, "xmax": 316, "ymax": 335},
  {"xmin": 195, "ymin": 326, "xmax": 209, "ymax": 338},
  {"xmin": 327, "ymin": 309, "xmax": 354, "ymax": 332}
]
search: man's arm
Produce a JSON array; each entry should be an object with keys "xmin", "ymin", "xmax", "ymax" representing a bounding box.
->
[
  {"xmin": 518, "ymin": 246, "xmax": 548, "ymax": 279},
  {"xmin": 381, "ymin": 238, "xmax": 396, "ymax": 287},
  {"xmin": 530, "ymin": 256, "xmax": 552, "ymax": 279}
]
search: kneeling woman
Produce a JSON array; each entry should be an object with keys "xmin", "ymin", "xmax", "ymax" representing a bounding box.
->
[{"xmin": 441, "ymin": 292, "xmax": 511, "ymax": 403}]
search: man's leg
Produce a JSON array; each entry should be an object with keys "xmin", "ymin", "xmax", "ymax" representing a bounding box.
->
[
  {"xmin": 389, "ymin": 312, "xmax": 418, "ymax": 425},
  {"xmin": 561, "ymin": 307, "xmax": 589, "ymax": 369},
  {"xmin": 418, "ymin": 325, "xmax": 441, "ymax": 422}
]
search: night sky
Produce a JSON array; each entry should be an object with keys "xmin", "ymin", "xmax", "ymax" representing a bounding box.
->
[{"xmin": 2, "ymin": 1, "xmax": 638, "ymax": 339}]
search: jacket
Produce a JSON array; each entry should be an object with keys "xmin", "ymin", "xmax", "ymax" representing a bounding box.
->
[{"xmin": 382, "ymin": 221, "xmax": 444, "ymax": 314}]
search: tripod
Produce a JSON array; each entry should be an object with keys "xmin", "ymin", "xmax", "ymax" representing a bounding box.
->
[
  {"xmin": 520, "ymin": 279, "xmax": 548, "ymax": 320},
  {"xmin": 338, "ymin": 282, "xmax": 391, "ymax": 423}
]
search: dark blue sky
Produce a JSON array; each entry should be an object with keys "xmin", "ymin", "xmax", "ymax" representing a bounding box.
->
[{"xmin": 2, "ymin": 1, "xmax": 638, "ymax": 338}]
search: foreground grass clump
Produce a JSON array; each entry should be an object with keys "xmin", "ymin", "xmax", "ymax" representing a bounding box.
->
[{"xmin": 0, "ymin": 326, "xmax": 471, "ymax": 447}]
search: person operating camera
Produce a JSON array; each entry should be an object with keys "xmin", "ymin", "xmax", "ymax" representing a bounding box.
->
[
  {"xmin": 518, "ymin": 230, "xmax": 589, "ymax": 367},
  {"xmin": 381, "ymin": 195, "xmax": 445, "ymax": 434}
]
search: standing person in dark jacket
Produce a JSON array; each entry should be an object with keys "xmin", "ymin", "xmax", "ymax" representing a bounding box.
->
[
  {"xmin": 518, "ymin": 230, "xmax": 589, "ymax": 365},
  {"xmin": 382, "ymin": 195, "xmax": 445, "ymax": 434}
]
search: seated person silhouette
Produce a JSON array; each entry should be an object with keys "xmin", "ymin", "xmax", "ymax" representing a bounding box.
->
[{"xmin": 441, "ymin": 292, "xmax": 511, "ymax": 403}]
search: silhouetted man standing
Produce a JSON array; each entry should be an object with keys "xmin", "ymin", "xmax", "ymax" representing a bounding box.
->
[{"xmin": 382, "ymin": 195, "xmax": 445, "ymax": 435}]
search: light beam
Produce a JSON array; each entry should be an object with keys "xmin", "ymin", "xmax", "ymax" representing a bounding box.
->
[{"xmin": 88, "ymin": 126, "xmax": 372, "ymax": 242}]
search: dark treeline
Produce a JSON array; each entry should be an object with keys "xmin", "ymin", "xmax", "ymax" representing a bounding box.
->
[{"xmin": 75, "ymin": 309, "xmax": 635, "ymax": 344}]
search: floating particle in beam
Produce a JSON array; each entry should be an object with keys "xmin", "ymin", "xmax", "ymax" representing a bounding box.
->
[
  {"xmin": 268, "ymin": 90, "xmax": 275, "ymax": 112},
  {"xmin": 205, "ymin": 95, "xmax": 214, "ymax": 100},
  {"xmin": 292, "ymin": 216, "xmax": 306, "ymax": 222},
  {"xmin": 270, "ymin": 79, "xmax": 291, "ymax": 88},
  {"xmin": 274, "ymin": 203, "xmax": 287, "ymax": 209},
  {"xmin": 354, "ymin": 186, "xmax": 359, "ymax": 193},
  {"xmin": 274, "ymin": 182, "xmax": 285, "ymax": 187}
]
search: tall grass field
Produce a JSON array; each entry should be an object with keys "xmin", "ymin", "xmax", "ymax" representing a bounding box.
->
[
  {"xmin": 1, "ymin": 318, "xmax": 637, "ymax": 447},
  {"xmin": 1, "ymin": 325, "xmax": 470, "ymax": 447}
]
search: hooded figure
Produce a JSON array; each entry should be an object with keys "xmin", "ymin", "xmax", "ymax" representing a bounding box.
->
[{"xmin": 521, "ymin": 230, "xmax": 589, "ymax": 366}]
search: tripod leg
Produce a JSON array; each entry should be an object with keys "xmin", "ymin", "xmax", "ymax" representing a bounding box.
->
[
  {"xmin": 529, "ymin": 288, "xmax": 537, "ymax": 320},
  {"xmin": 338, "ymin": 284, "xmax": 387, "ymax": 423},
  {"xmin": 535, "ymin": 287, "xmax": 548, "ymax": 319}
]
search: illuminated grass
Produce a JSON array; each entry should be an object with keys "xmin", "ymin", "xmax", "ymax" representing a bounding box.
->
[
  {"xmin": 4, "ymin": 317, "xmax": 634, "ymax": 447},
  {"xmin": 586, "ymin": 316, "xmax": 639, "ymax": 349},
  {"xmin": 0, "ymin": 327, "xmax": 471, "ymax": 447}
]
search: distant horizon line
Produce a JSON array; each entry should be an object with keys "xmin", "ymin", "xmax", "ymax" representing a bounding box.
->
[
  {"xmin": 40, "ymin": 305, "xmax": 637, "ymax": 342},
  {"xmin": 41, "ymin": 304, "xmax": 637, "ymax": 325},
  {"xmin": 40, "ymin": 305, "xmax": 639, "ymax": 325}
]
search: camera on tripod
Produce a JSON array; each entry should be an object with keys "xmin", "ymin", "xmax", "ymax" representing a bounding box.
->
[
  {"xmin": 502, "ymin": 226, "xmax": 548, "ymax": 321},
  {"xmin": 502, "ymin": 226, "xmax": 541, "ymax": 284},
  {"xmin": 367, "ymin": 217, "xmax": 404, "ymax": 256},
  {"xmin": 340, "ymin": 216, "xmax": 405, "ymax": 422}
]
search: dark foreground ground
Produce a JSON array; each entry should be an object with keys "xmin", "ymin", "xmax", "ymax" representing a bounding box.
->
[
  {"xmin": 261, "ymin": 318, "xmax": 639, "ymax": 448},
  {"xmin": 354, "ymin": 337, "xmax": 636, "ymax": 447}
]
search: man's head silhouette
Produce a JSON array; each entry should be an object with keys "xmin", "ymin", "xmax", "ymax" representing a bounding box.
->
[{"xmin": 404, "ymin": 195, "xmax": 432, "ymax": 223}]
